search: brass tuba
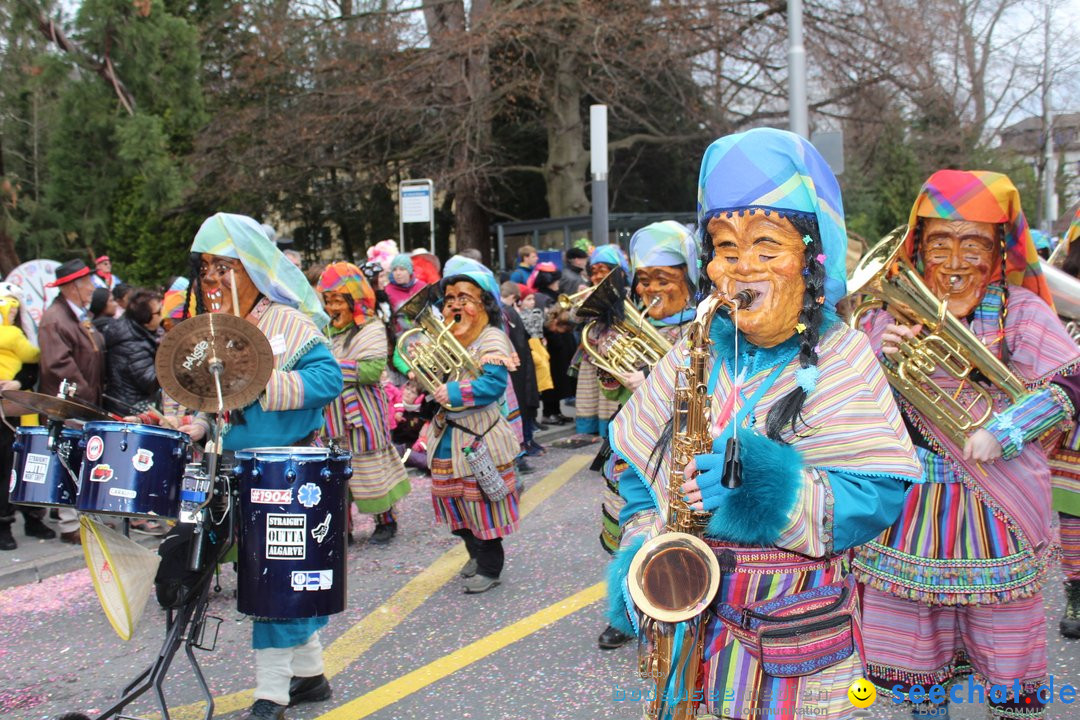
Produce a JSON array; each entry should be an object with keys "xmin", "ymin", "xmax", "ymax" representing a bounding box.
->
[
  {"xmin": 628, "ymin": 289, "xmax": 756, "ymax": 720},
  {"xmin": 395, "ymin": 287, "xmax": 481, "ymax": 410},
  {"xmin": 578, "ymin": 269, "xmax": 673, "ymax": 377},
  {"xmin": 849, "ymin": 226, "xmax": 1028, "ymax": 447}
]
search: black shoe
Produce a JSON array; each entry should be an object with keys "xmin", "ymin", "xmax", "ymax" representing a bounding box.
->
[
  {"xmin": 553, "ymin": 413, "xmax": 573, "ymax": 425},
  {"xmin": 516, "ymin": 459, "xmax": 534, "ymax": 475},
  {"xmin": 370, "ymin": 522, "xmax": 397, "ymax": 545},
  {"xmin": 242, "ymin": 699, "xmax": 287, "ymax": 720},
  {"xmin": 598, "ymin": 624, "xmax": 634, "ymax": 650},
  {"xmin": 1063, "ymin": 580, "xmax": 1080, "ymax": 639},
  {"xmin": 0, "ymin": 526, "xmax": 16, "ymax": 551},
  {"xmin": 289, "ymin": 673, "xmax": 332, "ymax": 706},
  {"xmin": 533, "ymin": 420, "xmax": 549, "ymax": 431},
  {"xmin": 24, "ymin": 516, "xmax": 56, "ymax": 539}
]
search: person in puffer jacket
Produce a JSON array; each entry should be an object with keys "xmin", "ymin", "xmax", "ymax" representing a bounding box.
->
[{"xmin": 103, "ymin": 288, "xmax": 163, "ymax": 415}]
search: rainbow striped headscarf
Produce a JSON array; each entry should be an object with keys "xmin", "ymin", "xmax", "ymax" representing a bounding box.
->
[
  {"xmin": 903, "ymin": 169, "xmax": 1053, "ymax": 308},
  {"xmin": 162, "ymin": 276, "xmax": 194, "ymax": 321},
  {"xmin": 191, "ymin": 213, "xmax": 330, "ymax": 328},
  {"xmin": 697, "ymin": 128, "xmax": 848, "ymax": 309},
  {"xmin": 317, "ymin": 262, "xmax": 376, "ymax": 326},
  {"xmin": 589, "ymin": 243, "xmax": 630, "ymax": 278},
  {"xmin": 1066, "ymin": 207, "xmax": 1080, "ymax": 247}
]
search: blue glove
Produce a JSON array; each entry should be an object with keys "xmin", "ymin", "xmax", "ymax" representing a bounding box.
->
[{"xmin": 701, "ymin": 430, "xmax": 804, "ymax": 545}]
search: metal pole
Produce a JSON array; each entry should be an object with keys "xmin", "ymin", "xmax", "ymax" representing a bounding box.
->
[
  {"xmin": 591, "ymin": 105, "xmax": 609, "ymax": 245},
  {"xmin": 1041, "ymin": 1, "xmax": 1055, "ymax": 232},
  {"xmin": 788, "ymin": 0, "xmax": 808, "ymax": 138}
]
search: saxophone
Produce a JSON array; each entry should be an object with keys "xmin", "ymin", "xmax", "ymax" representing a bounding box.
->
[{"xmin": 627, "ymin": 289, "xmax": 757, "ymax": 720}]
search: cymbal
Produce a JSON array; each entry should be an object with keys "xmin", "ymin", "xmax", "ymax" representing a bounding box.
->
[
  {"xmin": 155, "ymin": 313, "xmax": 275, "ymax": 413},
  {"xmin": 3, "ymin": 390, "xmax": 113, "ymax": 421}
]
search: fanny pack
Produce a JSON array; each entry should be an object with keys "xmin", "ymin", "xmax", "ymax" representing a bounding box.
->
[{"xmin": 714, "ymin": 576, "xmax": 856, "ymax": 678}]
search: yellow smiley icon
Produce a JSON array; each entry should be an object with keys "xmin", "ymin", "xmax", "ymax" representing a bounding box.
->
[{"xmin": 848, "ymin": 678, "xmax": 877, "ymax": 708}]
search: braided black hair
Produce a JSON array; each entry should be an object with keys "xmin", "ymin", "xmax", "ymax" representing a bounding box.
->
[{"xmin": 182, "ymin": 252, "xmax": 205, "ymax": 319}]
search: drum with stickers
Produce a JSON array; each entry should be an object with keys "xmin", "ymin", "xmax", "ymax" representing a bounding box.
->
[
  {"xmin": 9, "ymin": 426, "xmax": 84, "ymax": 508},
  {"xmin": 234, "ymin": 446, "xmax": 351, "ymax": 618},
  {"xmin": 76, "ymin": 422, "xmax": 191, "ymax": 518}
]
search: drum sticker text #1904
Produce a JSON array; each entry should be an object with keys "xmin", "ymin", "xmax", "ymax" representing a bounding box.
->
[{"xmin": 266, "ymin": 513, "xmax": 307, "ymax": 560}]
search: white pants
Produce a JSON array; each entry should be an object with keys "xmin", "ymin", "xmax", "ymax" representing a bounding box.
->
[
  {"xmin": 57, "ymin": 507, "xmax": 79, "ymax": 534},
  {"xmin": 253, "ymin": 632, "xmax": 324, "ymax": 706}
]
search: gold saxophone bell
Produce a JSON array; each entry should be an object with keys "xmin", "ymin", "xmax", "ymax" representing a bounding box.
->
[
  {"xmin": 394, "ymin": 288, "xmax": 481, "ymax": 410},
  {"xmin": 849, "ymin": 226, "xmax": 1028, "ymax": 446}
]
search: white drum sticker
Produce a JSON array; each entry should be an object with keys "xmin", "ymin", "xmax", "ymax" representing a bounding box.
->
[
  {"xmin": 291, "ymin": 569, "xmax": 332, "ymax": 591},
  {"xmin": 297, "ymin": 482, "xmax": 322, "ymax": 508},
  {"xmin": 109, "ymin": 487, "xmax": 137, "ymax": 499},
  {"xmin": 250, "ymin": 488, "xmax": 293, "ymax": 504},
  {"xmin": 85, "ymin": 435, "xmax": 104, "ymax": 462},
  {"xmin": 9, "ymin": 469, "xmax": 16, "ymax": 492},
  {"xmin": 132, "ymin": 449, "xmax": 154, "ymax": 473},
  {"xmin": 22, "ymin": 453, "xmax": 51, "ymax": 484},
  {"xmin": 266, "ymin": 513, "xmax": 306, "ymax": 560},
  {"xmin": 311, "ymin": 513, "xmax": 331, "ymax": 544}
]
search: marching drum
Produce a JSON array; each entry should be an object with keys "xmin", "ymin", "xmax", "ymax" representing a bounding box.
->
[
  {"xmin": 9, "ymin": 426, "xmax": 84, "ymax": 508},
  {"xmin": 234, "ymin": 446, "xmax": 351, "ymax": 618},
  {"xmin": 76, "ymin": 422, "xmax": 191, "ymax": 519}
]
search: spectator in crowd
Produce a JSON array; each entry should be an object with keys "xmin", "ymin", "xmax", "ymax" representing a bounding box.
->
[
  {"xmin": 39, "ymin": 258, "xmax": 105, "ymax": 545},
  {"xmin": 91, "ymin": 254, "xmax": 122, "ymax": 290},
  {"xmin": 517, "ymin": 286, "xmax": 553, "ymax": 426},
  {"xmin": 529, "ymin": 263, "xmax": 574, "ymax": 425},
  {"xmin": 384, "ymin": 253, "xmax": 428, "ymax": 335},
  {"xmin": 509, "ymin": 245, "xmax": 538, "ymax": 285},
  {"xmin": 283, "ymin": 249, "xmax": 303, "ymax": 270},
  {"xmin": 103, "ymin": 289, "xmax": 163, "ymax": 417},
  {"xmin": 89, "ymin": 287, "xmax": 118, "ymax": 335},
  {"xmin": 112, "ymin": 283, "xmax": 131, "ymax": 316},
  {"xmin": 0, "ymin": 282, "xmax": 47, "ymax": 550},
  {"xmin": 500, "ymin": 282, "xmax": 542, "ymax": 460},
  {"xmin": 559, "ymin": 246, "xmax": 589, "ymax": 295}
]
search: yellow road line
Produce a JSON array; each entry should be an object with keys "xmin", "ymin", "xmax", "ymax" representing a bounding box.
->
[
  {"xmin": 316, "ymin": 582, "xmax": 606, "ymax": 720},
  {"xmin": 168, "ymin": 453, "xmax": 592, "ymax": 719}
]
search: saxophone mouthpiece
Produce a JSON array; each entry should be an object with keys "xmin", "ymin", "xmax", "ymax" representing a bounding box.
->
[
  {"xmin": 648, "ymin": 296, "xmax": 661, "ymax": 308},
  {"xmin": 731, "ymin": 289, "xmax": 759, "ymax": 310}
]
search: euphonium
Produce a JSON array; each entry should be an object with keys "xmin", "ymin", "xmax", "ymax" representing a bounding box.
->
[
  {"xmin": 395, "ymin": 289, "xmax": 481, "ymax": 410},
  {"xmin": 577, "ymin": 269, "xmax": 673, "ymax": 377},
  {"xmin": 628, "ymin": 289, "xmax": 757, "ymax": 720},
  {"xmin": 849, "ymin": 225, "xmax": 1028, "ymax": 447}
]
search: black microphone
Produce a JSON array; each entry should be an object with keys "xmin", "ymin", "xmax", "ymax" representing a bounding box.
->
[{"xmin": 721, "ymin": 435, "xmax": 742, "ymax": 489}]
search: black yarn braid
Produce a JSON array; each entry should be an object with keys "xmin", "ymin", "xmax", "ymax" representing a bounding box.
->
[
  {"xmin": 995, "ymin": 223, "xmax": 1011, "ymax": 364},
  {"xmin": 763, "ymin": 213, "xmax": 825, "ymax": 441},
  {"xmin": 183, "ymin": 252, "xmax": 205, "ymax": 319}
]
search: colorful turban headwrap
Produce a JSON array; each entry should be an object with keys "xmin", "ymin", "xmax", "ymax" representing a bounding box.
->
[
  {"xmin": 390, "ymin": 253, "xmax": 414, "ymax": 274},
  {"xmin": 442, "ymin": 255, "xmax": 502, "ymax": 307},
  {"xmin": 1066, "ymin": 207, "xmax": 1080, "ymax": 247},
  {"xmin": 903, "ymin": 169, "xmax": 1053, "ymax": 308},
  {"xmin": 162, "ymin": 277, "xmax": 193, "ymax": 321},
  {"xmin": 317, "ymin": 262, "xmax": 376, "ymax": 326},
  {"xmin": 191, "ymin": 212, "xmax": 330, "ymax": 328},
  {"xmin": 697, "ymin": 128, "xmax": 848, "ymax": 310},
  {"xmin": 588, "ymin": 243, "xmax": 630, "ymax": 278},
  {"xmin": 628, "ymin": 221, "xmax": 699, "ymax": 288}
]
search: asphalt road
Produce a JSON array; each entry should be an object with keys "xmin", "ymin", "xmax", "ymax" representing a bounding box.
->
[{"xmin": 1, "ymin": 441, "xmax": 1078, "ymax": 720}]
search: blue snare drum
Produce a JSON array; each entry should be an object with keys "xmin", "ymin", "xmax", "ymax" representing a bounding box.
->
[
  {"xmin": 235, "ymin": 446, "xmax": 351, "ymax": 618},
  {"xmin": 9, "ymin": 426, "xmax": 83, "ymax": 508},
  {"xmin": 76, "ymin": 421, "xmax": 191, "ymax": 519}
]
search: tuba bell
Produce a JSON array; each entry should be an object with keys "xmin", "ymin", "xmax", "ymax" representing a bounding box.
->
[
  {"xmin": 578, "ymin": 269, "xmax": 673, "ymax": 378},
  {"xmin": 849, "ymin": 226, "xmax": 1028, "ymax": 447},
  {"xmin": 395, "ymin": 286, "xmax": 481, "ymax": 410}
]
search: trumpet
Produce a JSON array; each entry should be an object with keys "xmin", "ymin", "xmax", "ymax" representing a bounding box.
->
[
  {"xmin": 394, "ymin": 289, "xmax": 481, "ymax": 410},
  {"xmin": 578, "ymin": 270, "xmax": 673, "ymax": 378},
  {"xmin": 849, "ymin": 226, "xmax": 1028, "ymax": 446},
  {"xmin": 556, "ymin": 286, "xmax": 593, "ymax": 311}
]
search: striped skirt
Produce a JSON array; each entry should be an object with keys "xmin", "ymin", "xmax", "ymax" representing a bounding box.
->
[
  {"xmin": 430, "ymin": 457, "xmax": 520, "ymax": 540},
  {"xmin": 599, "ymin": 456, "xmax": 627, "ymax": 555},
  {"xmin": 698, "ymin": 545, "xmax": 860, "ymax": 720},
  {"xmin": 348, "ymin": 444, "xmax": 410, "ymax": 514},
  {"xmin": 1062, "ymin": 512, "xmax": 1080, "ymax": 581}
]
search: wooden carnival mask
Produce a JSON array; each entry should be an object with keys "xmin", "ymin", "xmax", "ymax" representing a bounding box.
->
[
  {"xmin": 589, "ymin": 262, "xmax": 614, "ymax": 286},
  {"xmin": 322, "ymin": 291, "xmax": 354, "ymax": 330},
  {"xmin": 919, "ymin": 218, "xmax": 1000, "ymax": 319},
  {"xmin": 635, "ymin": 266, "xmax": 691, "ymax": 320},
  {"xmin": 199, "ymin": 253, "xmax": 260, "ymax": 318},
  {"xmin": 444, "ymin": 280, "xmax": 487, "ymax": 347},
  {"xmin": 706, "ymin": 212, "xmax": 806, "ymax": 348}
]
